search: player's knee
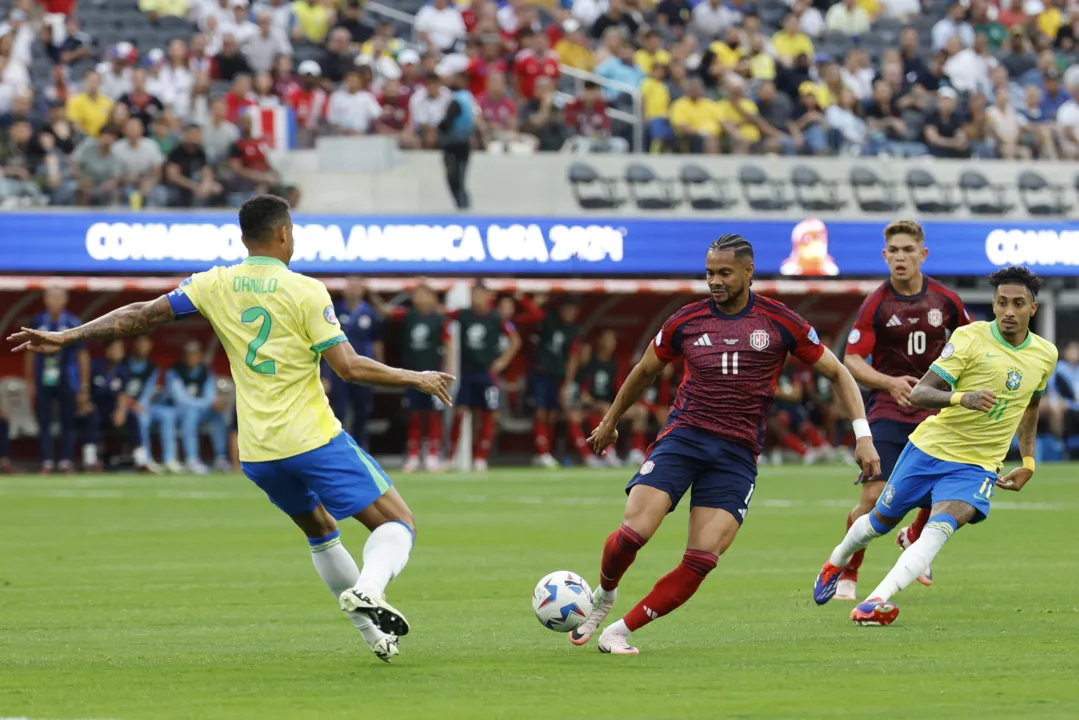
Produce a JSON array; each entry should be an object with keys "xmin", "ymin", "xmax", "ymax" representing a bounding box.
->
[
  {"xmin": 861, "ymin": 481, "xmax": 884, "ymax": 508},
  {"xmin": 868, "ymin": 509, "xmax": 899, "ymax": 535}
]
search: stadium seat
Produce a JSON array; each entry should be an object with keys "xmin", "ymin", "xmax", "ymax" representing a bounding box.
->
[
  {"xmin": 568, "ymin": 161, "xmax": 624, "ymax": 210},
  {"xmin": 624, "ymin": 163, "xmax": 679, "ymax": 210},
  {"xmin": 738, "ymin": 165, "xmax": 792, "ymax": 212},
  {"xmin": 678, "ymin": 163, "xmax": 736, "ymax": 211},
  {"xmin": 849, "ymin": 166, "xmax": 904, "ymax": 213},
  {"xmin": 906, "ymin": 168, "xmax": 960, "ymax": 214},
  {"xmin": 958, "ymin": 170, "xmax": 1014, "ymax": 215},
  {"xmin": 790, "ymin": 165, "xmax": 846, "ymax": 212},
  {"xmin": 1017, "ymin": 170, "xmax": 1070, "ymax": 216}
]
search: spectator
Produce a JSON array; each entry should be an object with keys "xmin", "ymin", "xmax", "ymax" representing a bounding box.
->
[
  {"xmin": 252, "ymin": 70, "xmax": 281, "ymax": 107},
  {"xmin": 708, "ymin": 26, "xmax": 743, "ymax": 76},
  {"xmin": 318, "ymin": 27, "xmax": 354, "ymax": 85},
  {"xmin": 150, "ymin": 113, "xmax": 179, "ymax": 155},
  {"xmin": 641, "ymin": 62, "xmax": 672, "ymax": 151},
  {"xmin": 144, "ymin": 49, "xmax": 175, "ymax": 112},
  {"xmin": 77, "ymin": 338, "xmax": 141, "ymax": 472},
  {"xmin": 436, "ymin": 70, "xmax": 475, "ymax": 209},
  {"xmin": 293, "ymin": 0, "xmax": 335, "ymax": 44},
  {"xmin": 564, "ymin": 80, "xmax": 627, "ymax": 153},
  {"xmin": 1040, "ymin": 69, "xmax": 1069, "ymax": 117},
  {"xmin": 825, "ymin": 0, "xmax": 870, "ymax": 36},
  {"xmin": 792, "ymin": 83, "xmax": 830, "ymax": 154},
  {"xmin": 1055, "ymin": 75, "xmax": 1079, "ymax": 159},
  {"xmin": 227, "ymin": 112, "xmax": 300, "ymax": 205},
  {"xmin": 1037, "ymin": 0, "xmax": 1066, "ymax": 42},
  {"xmin": 118, "ymin": 334, "xmax": 174, "ymax": 473},
  {"xmin": 1045, "ymin": 341, "xmax": 1079, "ymax": 448},
  {"xmin": 224, "ymin": 72, "xmax": 256, "ymax": 122},
  {"xmin": 691, "ymin": 0, "xmax": 738, "ymax": 39},
  {"xmin": 590, "ymin": 0, "xmax": 640, "ymax": 41},
  {"xmin": 243, "ymin": 8, "xmax": 292, "ymax": 73},
  {"xmin": 189, "ymin": 33, "xmax": 213, "ymax": 75},
  {"xmin": 655, "ymin": 0, "xmax": 692, "ymax": 35},
  {"xmin": 161, "ymin": 39, "xmax": 195, "ymax": 116},
  {"xmin": 375, "ymin": 78, "xmax": 415, "ymax": 146},
  {"xmin": 970, "ymin": 0, "xmax": 1006, "ymax": 52},
  {"xmin": 513, "ymin": 29, "xmax": 560, "ymax": 102},
  {"xmin": 794, "ymin": 0, "xmax": 826, "ymax": 39},
  {"xmin": 554, "ymin": 18, "xmax": 594, "ymax": 71},
  {"xmin": 522, "ymin": 75, "xmax": 569, "ymax": 151},
  {"xmin": 223, "ymin": 0, "xmax": 258, "ymax": 45},
  {"xmin": 272, "ymin": 54, "xmax": 299, "ymax": 97},
  {"xmin": 755, "ymin": 79, "xmax": 799, "ymax": 154},
  {"xmin": 409, "ymin": 72, "xmax": 452, "ymax": 148},
  {"xmin": 254, "ymin": 0, "xmax": 298, "ymax": 40},
  {"xmin": 0, "ymin": 117, "xmax": 45, "ymax": 206},
  {"xmin": 826, "ymin": 86, "xmax": 868, "ymax": 154},
  {"xmin": 65, "ymin": 69, "xmax": 113, "ymax": 137},
  {"xmin": 333, "ymin": 0, "xmax": 371, "ymax": 47},
  {"xmin": 865, "ymin": 79, "xmax": 924, "ymax": 156},
  {"xmin": 42, "ymin": 99, "xmax": 75, "ymax": 154},
  {"xmin": 118, "ymin": 68, "xmax": 166, "ymax": 134},
  {"xmin": 168, "ymin": 341, "xmax": 229, "ymax": 474},
  {"xmin": 944, "ymin": 32, "xmax": 997, "ymax": 96},
  {"xmin": 26, "ymin": 287, "xmax": 89, "ymax": 473},
  {"xmin": 213, "ymin": 33, "xmax": 253, "ymax": 81},
  {"xmin": 416, "ymin": 0, "xmax": 467, "ymax": 54},
  {"xmin": 879, "ymin": 0, "xmax": 919, "ymax": 20},
  {"xmin": 112, "ymin": 116, "xmax": 167, "ymax": 207},
  {"xmin": 772, "ymin": 13, "xmax": 814, "ymax": 67},
  {"xmin": 635, "ymin": 30, "xmax": 671, "ymax": 75},
  {"xmin": 201, "ymin": 96, "xmax": 240, "ymax": 164},
  {"xmin": 198, "ymin": 0, "xmax": 231, "ymax": 34},
  {"xmin": 595, "ymin": 43, "xmax": 645, "ymax": 104},
  {"xmin": 1017, "ymin": 85, "xmax": 1059, "ymax": 159},
  {"xmin": 478, "ymin": 71, "xmax": 532, "ymax": 152},
  {"xmin": 48, "ymin": 14, "xmax": 92, "ymax": 67},
  {"xmin": 923, "ymin": 86, "xmax": 970, "ymax": 158},
  {"xmin": 284, "ymin": 60, "xmax": 328, "ymax": 147},
  {"xmin": 932, "ymin": 3, "xmax": 974, "ymax": 52},
  {"xmin": 986, "ymin": 85, "xmax": 1030, "ymax": 159},
  {"xmin": 361, "ymin": 20, "xmax": 405, "ymax": 61},
  {"xmin": 463, "ymin": 36, "xmax": 501, "ymax": 97},
  {"xmin": 1000, "ymin": 27, "xmax": 1036, "ymax": 79},
  {"xmin": 184, "ymin": 70, "xmax": 213, "ymax": 125},
  {"xmin": 747, "ymin": 31, "xmax": 776, "ymax": 81},
  {"xmin": 716, "ymin": 74, "xmax": 763, "ymax": 154},
  {"xmin": 669, "ymin": 77, "xmax": 719, "ymax": 154},
  {"xmin": 327, "ymin": 64, "xmax": 382, "ymax": 135},
  {"xmin": 165, "ymin": 123, "xmax": 224, "ymax": 206},
  {"xmin": 841, "ymin": 47, "xmax": 874, "ymax": 102},
  {"xmin": 140, "ymin": 0, "xmax": 190, "ymax": 18}
]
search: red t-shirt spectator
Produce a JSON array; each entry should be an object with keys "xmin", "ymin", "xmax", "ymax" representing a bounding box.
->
[
  {"xmin": 513, "ymin": 49, "xmax": 559, "ymax": 100},
  {"xmin": 478, "ymin": 92, "xmax": 518, "ymax": 130},
  {"xmin": 225, "ymin": 90, "xmax": 257, "ymax": 124},
  {"xmin": 38, "ymin": 0, "xmax": 75, "ymax": 13},
  {"xmin": 230, "ymin": 137, "xmax": 272, "ymax": 173},
  {"xmin": 564, "ymin": 97, "xmax": 610, "ymax": 136},
  {"xmin": 468, "ymin": 55, "xmax": 508, "ymax": 97},
  {"xmin": 284, "ymin": 86, "xmax": 328, "ymax": 130},
  {"xmin": 378, "ymin": 92, "xmax": 410, "ymax": 131}
]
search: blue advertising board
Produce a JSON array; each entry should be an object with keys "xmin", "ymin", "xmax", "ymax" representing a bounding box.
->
[{"xmin": 2, "ymin": 212, "xmax": 1079, "ymax": 276}]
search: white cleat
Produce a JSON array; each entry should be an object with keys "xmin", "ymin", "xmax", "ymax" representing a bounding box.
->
[
  {"xmin": 164, "ymin": 460, "xmax": 185, "ymax": 474},
  {"xmin": 534, "ymin": 453, "xmax": 560, "ymax": 469},
  {"xmin": 402, "ymin": 456, "xmax": 421, "ymax": 473},
  {"xmin": 471, "ymin": 458, "xmax": 488, "ymax": 472},
  {"xmin": 896, "ymin": 526, "xmax": 934, "ymax": 586},
  {"xmin": 569, "ymin": 586, "xmax": 616, "ymax": 646},
  {"xmin": 371, "ymin": 634, "xmax": 400, "ymax": 663},
  {"xmin": 597, "ymin": 625, "xmax": 640, "ymax": 655},
  {"xmin": 835, "ymin": 579, "xmax": 858, "ymax": 601},
  {"xmin": 423, "ymin": 454, "xmax": 442, "ymax": 472},
  {"xmin": 340, "ymin": 587, "xmax": 411, "ymax": 637},
  {"xmin": 626, "ymin": 449, "xmax": 646, "ymax": 466}
]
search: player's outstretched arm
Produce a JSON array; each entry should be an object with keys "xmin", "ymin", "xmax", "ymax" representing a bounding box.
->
[
  {"xmin": 322, "ymin": 341, "xmax": 455, "ymax": 407},
  {"xmin": 8, "ymin": 296, "xmax": 176, "ymax": 354},
  {"xmin": 587, "ymin": 344, "xmax": 667, "ymax": 455},
  {"xmin": 999, "ymin": 395, "xmax": 1040, "ymax": 492},
  {"xmin": 909, "ymin": 370, "xmax": 996, "ymax": 412},
  {"xmin": 812, "ymin": 347, "xmax": 881, "ymax": 481}
]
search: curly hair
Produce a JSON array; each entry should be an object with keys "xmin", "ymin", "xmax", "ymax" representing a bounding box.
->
[{"xmin": 988, "ymin": 265, "xmax": 1043, "ymax": 299}]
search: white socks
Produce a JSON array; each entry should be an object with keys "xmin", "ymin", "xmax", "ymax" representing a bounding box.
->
[
  {"xmin": 606, "ymin": 618, "xmax": 630, "ymax": 636},
  {"xmin": 869, "ymin": 526, "xmax": 950, "ymax": 601},
  {"xmin": 829, "ymin": 514, "xmax": 882, "ymax": 568},
  {"xmin": 357, "ymin": 521, "xmax": 414, "ymax": 597},
  {"xmin": 309, "ymin": 531, "xmax": 383, "ymax": 645},
  {"xmin": 82, "ymin": 443, "xmax": 98, "ymax": 467}
]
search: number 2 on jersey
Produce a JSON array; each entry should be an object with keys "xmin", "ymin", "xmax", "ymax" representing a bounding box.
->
[{"xmin": 241, "ymin": 306, "xmax": 276, "ymax": 375}]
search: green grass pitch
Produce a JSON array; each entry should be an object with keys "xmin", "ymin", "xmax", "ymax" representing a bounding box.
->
[{"xmin": 2, "ymin": 464, "xmax": 1079, "ymax": 719}]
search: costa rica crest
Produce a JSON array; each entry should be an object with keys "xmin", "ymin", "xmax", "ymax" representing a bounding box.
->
[
  {"xmin": 927, "ymin": 308, "xmax": 943, "ymax": 327},
  {"xmin": 750, "ymin": 329, "xmax": 770, "ymax": 350},
  {"xmin": 1006, "ymin": 368, "xmax": 1022, "ymax": 392}
]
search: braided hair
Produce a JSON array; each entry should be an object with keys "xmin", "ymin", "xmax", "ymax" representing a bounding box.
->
[{"xmin": 708, "ymin": 233, "xmax": 754, "ymax": 260}]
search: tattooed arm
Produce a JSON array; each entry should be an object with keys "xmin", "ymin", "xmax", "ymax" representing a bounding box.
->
[{"xmin": 8, "ymin": 296, "xmax": 176, "ymax": 355}]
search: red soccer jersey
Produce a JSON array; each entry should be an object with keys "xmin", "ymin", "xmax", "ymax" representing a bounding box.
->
[
  {"xmin": 844, "ymin": 277, "xmax": 970, "ymax": 424},
  {"xmin": 564, "ymin": 98, "xmax": 610, "ymax": 135},
  {"xmin": 654, "ymin": 294, "xmax": 825, "ymax": 455},
  {"xmin": 377, "ymin": 93, "xmax": 410, "ymax": 130},
  {"xmin": 513, "ymin": 49, "xmax": 559, "ymax": 100},
  {"xmin": 230, "ymin": 138, "xmax": 272, "ymax": 172},
  {"xmin": 467, "ymin": 56, "xmax": 506, "ymax": 97},
  {"xmin": 284, "ymin": 86, "xmax": 328, "ymax": 130},
  {"xmin": 478, "ymin": 93, "xmax": 518, "ymax": 129},
  {"xmin": 225, "ymin": 90, "xmax": 256, "ymax": 123}
]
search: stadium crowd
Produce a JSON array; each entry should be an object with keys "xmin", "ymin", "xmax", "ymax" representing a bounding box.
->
[
  {"xmin": 3, "ymin": 0, "xmax": 1079, "ymax": 207},
  {"xmin": 5, "ymin": 282, "xmax": 1079, "ymax": 475}
]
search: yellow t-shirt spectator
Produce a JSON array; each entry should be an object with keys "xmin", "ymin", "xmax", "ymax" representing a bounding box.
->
[
  {"xmin": 1038, "ymin": 8, "xmax": 1063, "ymax": 42},
  {"xmin": 138, "ymin": 0, "xmax": 188, "ymax": 16},
  {"xmin": 798, "ymin": 81, "xmax": 833, "ymax": 108},
  {"xmin": 65, "ymin": 92, "xmax": 114, "ymax": 137},
  {"xmin": 750, "ymin": 52, "xmax": 776, "ymax": 80},
  {"xmin": 708, "ymin": 41, "xmax": 743, "ymax": 69},
  {"xmin": 294, "ymin": 1, "xmax": 333, "ymax": 44},
  {"xmin": 641, "ymin": 77, "xmax": 671, "ymax": 120},
  {"xmin": 634, "ymin": 48, "xmax": 671, "ymax": 75},
  {"xmin": 555, "ymin": 39, "xmax": 595, "ymax": 71},
  {"xmin": 715, "ymin": 97, "xmax": 762, "ymax": 143},
  {"xmin": 856, "ymin": 0, "xmax": 879, "ymax": 18},
  {"xmin": 359, "ymin": 38, "xmax": 404, "ymax": 58},
  {"xmin": 669, "ymin": 96, "xmax": 720, "ymax": 135},
  {"xmin": 770, "ymin": 31, "xmax": 814, "ymax": 64}
]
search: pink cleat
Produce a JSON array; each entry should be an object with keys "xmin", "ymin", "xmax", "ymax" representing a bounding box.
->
[{"xmin": 597, "ymin": 625, "xmax": 640, "ymax": 655}]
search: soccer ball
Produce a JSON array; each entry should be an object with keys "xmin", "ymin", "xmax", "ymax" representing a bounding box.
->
[{"xmin": 531, "ymin": 571, "xmax": 594, "ymax": 632}]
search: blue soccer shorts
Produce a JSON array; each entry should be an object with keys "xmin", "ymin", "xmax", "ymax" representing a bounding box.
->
[
  {"xmin": 874, "ymin": 442, "xmax": 996, "ymax": 524},
  {"xmin": 241, "ymin": 431, "xmax": 392, "ymax": 520},
  {"xmin": 529, "ymin": 374, "xmax": 562, "ymax": 411},
  {"xmin": 455, "ymin": 371, "xmax": 500, "ymax": 410},
  {"xmin": 626, "ymin": 425, "xmax": 758, "ymax": 525},
  {"xmin": 862, "ymin": 419, "xmax": 921, "ymax": 483}
]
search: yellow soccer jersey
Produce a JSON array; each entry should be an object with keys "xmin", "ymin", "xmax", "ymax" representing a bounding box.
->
[
  {"xmin": 174, "ymin": 256, "xmax": 345, "ymax": 462},
  {"xmin": 911, "ymin": 321, "xmax": 1057, "ymax": 472}
]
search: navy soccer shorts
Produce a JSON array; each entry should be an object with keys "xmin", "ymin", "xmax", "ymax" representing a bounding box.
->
[
  {"xmin": 529, "ymin": 374, "xmax": 562, "ymax": 411},
  {"xmin": 626, "ymin": 425, "xmax": 758, "ymax": 525},
  {"xmin": 455, "ymin": 371, "xmax": 500, "ymax": 411},
  {"xmin": 862, "ymin": 419, "xmax": 921, "ymax": 483},
  {"xmin": 241, "ymin": 431, "xmax": 392, "ymax": 520}
]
